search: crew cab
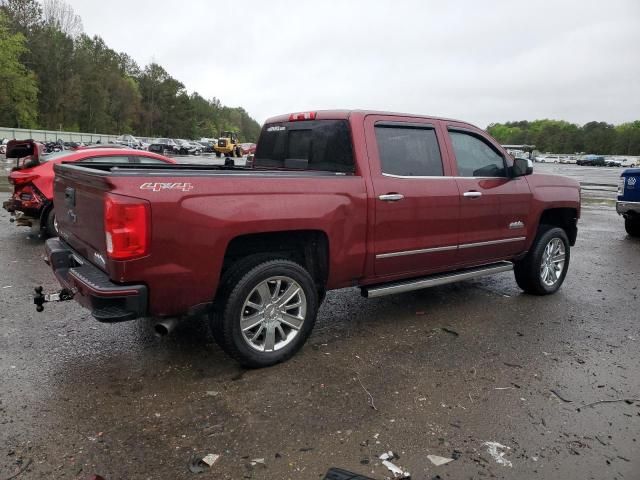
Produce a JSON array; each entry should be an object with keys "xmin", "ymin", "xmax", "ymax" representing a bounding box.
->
[
  {"xmin": 39, "ymin": 110, "xmax": 581, "ymax": 367},
  {"xmin": 617, "ymin": 168, "xmax": 640, "ymax": 236}
]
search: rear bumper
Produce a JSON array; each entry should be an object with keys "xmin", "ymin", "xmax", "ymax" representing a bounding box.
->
[
  {"xmin": 45, "ymin": 237, "xmax": 147, "ymax": 322},
  {"xmin": 616, "ymin": 200, "xmax": 640, "ymax": 216}
]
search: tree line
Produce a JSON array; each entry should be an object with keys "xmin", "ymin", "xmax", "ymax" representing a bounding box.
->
[
  {"xmin": 0, "ymin": 0, "xmax": 261, "ymax": 141},
  {"xmin": 487, "ymin": 119, "xmax": 640, "ymax": 156}
]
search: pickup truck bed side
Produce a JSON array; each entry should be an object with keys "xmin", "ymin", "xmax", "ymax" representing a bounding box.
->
[{"xmin": 54, "ymin": 167, "xmax": 369, "ymax": 317}]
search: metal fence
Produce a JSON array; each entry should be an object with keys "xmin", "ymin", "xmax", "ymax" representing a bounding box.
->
[{"xmin": 0, "ymin": 126, "xmax": 119, "ymax": 144}]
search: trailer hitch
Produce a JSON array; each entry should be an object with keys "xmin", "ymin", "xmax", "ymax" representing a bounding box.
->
[{"xmin": 34, "ymin": 286, "xmax": 75, "ymax": 312}]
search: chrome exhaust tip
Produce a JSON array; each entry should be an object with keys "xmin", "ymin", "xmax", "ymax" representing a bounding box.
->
[{"xmin": 154, "ymin": 317, "xmax": 179, "ymax": 337}]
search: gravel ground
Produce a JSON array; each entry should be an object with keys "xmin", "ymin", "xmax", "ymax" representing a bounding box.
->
[{"xmin": 1, "ymin": 198, "xmax": 639, "ymax": 479}]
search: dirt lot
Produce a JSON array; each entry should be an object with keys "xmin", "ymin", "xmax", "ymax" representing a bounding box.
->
[{"xmin": 1, "ymin": 200, "xmax": 639, "ymax": 479}]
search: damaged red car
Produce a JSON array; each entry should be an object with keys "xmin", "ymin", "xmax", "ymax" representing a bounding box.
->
[{"xmin": 2, "ymin": 140, "xmax": 175, "ymax": 237}]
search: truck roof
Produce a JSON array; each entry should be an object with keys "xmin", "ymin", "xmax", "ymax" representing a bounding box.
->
[{"xmin": 264, "ymin": 109, "xmax": 472, "ymax": 127}]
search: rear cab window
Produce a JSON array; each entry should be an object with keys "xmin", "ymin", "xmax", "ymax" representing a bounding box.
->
[{"xmin": 254, "ymin": 120, "xmax": 355, "ymax": 173}]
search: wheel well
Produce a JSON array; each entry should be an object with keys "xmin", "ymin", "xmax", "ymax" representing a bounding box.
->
[
  {"xmin": 539, "ymin": 208, "xmax": 578, "ymax": 245},
  {"xmin": 222, "ymin": 230, "xmax": 330, "ymax": 290}
]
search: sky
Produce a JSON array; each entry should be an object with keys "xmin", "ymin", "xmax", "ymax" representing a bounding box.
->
[{"xmin": 67, "ymin": 0, "xmax": 640, "ymax": 127}]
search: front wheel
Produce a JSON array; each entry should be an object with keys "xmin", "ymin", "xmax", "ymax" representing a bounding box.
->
[
  {"xmin": 514, "ymin": 226, "xmax": 570, "ymax": 295},
  {"xmin": 210, "ymin": 258, "xmax": 319, "ymax": 368},
  {"xmin": 625, "ymin": 217, "xmax": 640, "ymax": 237}
]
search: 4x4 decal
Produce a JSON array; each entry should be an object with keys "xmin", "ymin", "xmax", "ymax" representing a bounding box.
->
[{"xmin": 140, "ymin": 182, "xmax": 194, "ymax": 192}]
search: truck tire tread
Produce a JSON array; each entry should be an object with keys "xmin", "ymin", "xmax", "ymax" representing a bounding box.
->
[
  {"xmin": 514, "ymin": 224, "xmax": 570, "ymax": 295},
  {"xmin": 625, "ymin": 218, "xmax": 640, "ymax": 237},
  {"xmin": 210, "ymin": 257, "xmax": 318, "ymax": 368}
]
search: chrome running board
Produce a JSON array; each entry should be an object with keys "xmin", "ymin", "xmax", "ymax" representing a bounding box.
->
[{"xmin": 361, "ymin": 261, "xmax": 513, "ymax": 298}]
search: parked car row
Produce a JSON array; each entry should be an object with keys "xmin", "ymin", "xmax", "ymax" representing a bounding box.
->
[
  {"xmin": 534, "ymin": 153, "xmax": 637, "ymax": 167},
  {"xmin": 1, "ymin": 135, "xmax": 257, "ymax": 158}
]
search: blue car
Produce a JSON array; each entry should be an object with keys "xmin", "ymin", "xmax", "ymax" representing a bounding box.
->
[{"xmin": 617, "ymin": 168, "xmax": 640, "ymax": 237}]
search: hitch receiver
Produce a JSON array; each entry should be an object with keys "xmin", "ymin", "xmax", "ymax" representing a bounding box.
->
[{"xmin": 34, "ymin": 286, "xmax": 74, "ymax": 312}]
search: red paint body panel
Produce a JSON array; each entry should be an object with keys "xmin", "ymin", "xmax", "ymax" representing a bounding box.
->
[{"xmin": 50, "ymin": 110, "xmax": 581, "ymax": 319}]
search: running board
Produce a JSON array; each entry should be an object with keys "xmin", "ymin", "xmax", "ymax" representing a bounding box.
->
[{"xmin": 361, "ymin": 261, "xmax": 514, "ymax": 298}]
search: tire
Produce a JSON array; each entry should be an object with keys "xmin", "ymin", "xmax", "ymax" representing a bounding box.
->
[
  {"xmin": 235, "ymin": 147, "xmax": 242, "ymax": 157},
  {"xmin": 625, "ymin": 218, "xmax": 640, "ymax": 237},
  {"xmin": 514, "ymin": 225, "xmax": 570, "ymax": 295},
  {"xmin": 209, "ymin": 258, "xmax": 319, "ymax": 368},
  {"xmin": 215, "ymin": 151, "xmax": 221, "ymax": 158},
  {"xmin": 43, "ymin": 208, "xmax": 58, "ymax": 237}
]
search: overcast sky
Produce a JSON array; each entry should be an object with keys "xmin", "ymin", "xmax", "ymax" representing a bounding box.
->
[{"xmin": 68, "ymin": 0, "xmax": 639, "ymax": 127}]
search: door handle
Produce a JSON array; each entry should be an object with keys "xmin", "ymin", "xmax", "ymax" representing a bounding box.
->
[
  {"xmin": 378, "ymin": 193, "xmax": 404, "ymax": 202},
  {"xmin": 463, "ymin": 191, "xmax": 482, "ymax": 198}
]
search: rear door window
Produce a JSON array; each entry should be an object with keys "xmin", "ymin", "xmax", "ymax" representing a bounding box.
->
[
  {"xmin": 375, "ymin": 125, "xmax": 444, "ymax": 177},
  {"xmin": 255, "ymin": 120, "xmax": 355, "ymax": 173}
]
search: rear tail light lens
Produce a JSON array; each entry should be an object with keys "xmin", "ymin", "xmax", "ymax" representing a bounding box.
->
[
  {"xmin": 9, "ymin": 173, "xmax": 39, "ymax": 185},
  {"xmin": 104, "ymin": 194, "xmax": 150, "ymax": 260}
]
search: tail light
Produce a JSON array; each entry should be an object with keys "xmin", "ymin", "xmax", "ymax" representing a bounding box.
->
[
  {"xmin": 289, "ymin": 111, "xmax": 317, "ymax": 121},
  {"xmin": 104, "ymin": 194, "xmax": 150, "ymax": 260},
  {"xmin": 9, "ymin": 173, "xmax": 39, "ymax": 185}
]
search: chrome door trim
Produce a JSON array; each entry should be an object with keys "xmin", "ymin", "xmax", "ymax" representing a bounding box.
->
[
  {"xmin": 376, "ymin": 236, "xmax": 526, "ymax": 259},
  {"xmin": 458, "ymin": 236, "xmax": 526, "ymax": 250},
  {"xmin": 463, "ymin": 191, "xmax": 482, "ymax": 198},
  {"xmin": 376, "ymin": 244, "xmax": 457, "ymax": 259}
]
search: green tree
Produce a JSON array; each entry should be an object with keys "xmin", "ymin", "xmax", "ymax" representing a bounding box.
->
[{"xmin": 0, "ymin": 11, "xmax": 38, "ymax": 127}]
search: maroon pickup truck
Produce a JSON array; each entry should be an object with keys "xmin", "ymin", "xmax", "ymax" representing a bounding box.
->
[{"xmin": 38, "ymin": 110, "xmax": 580, "ymax": 367}]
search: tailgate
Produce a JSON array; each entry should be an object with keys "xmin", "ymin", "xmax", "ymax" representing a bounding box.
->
[{"xmin": 53, "ymin": 164, "xmax": 111, "ymax": 270}]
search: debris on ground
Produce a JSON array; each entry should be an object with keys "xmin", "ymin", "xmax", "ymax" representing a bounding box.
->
[
  {"xmin": 205, "ymin": 391, "xmax": 219, "ymax": 397},
  {"xmin": 576, "ymin": 397, "xmax": 640, "ymax": 411},
  {"xmin": 550, "ymin": 389, "xmax": 573, "ymax": 403},
  {"xmin": 381, "ymin": 459, "xmax": 410, "ymax": 478},
  {"xmin": 426, "ymin": 454, "xmax": 454, "ymax": 466},
  {"xmin": 3, "ymin": 458, "xmax": 33, "ymax": 480},
  {"xmin": 379, "ymin": 451, "xmax": 396, "ymax": 461},
  {"xmin": 441, "ymin": 327, "xmax": 459, "ymax": 336},
  {"xmin": 188, "ymin": 453, "xmax": 221, "ymax": 473},
  {"xmin": 503, "ymin": 362, "xmax": 523, "ymax": 368},
  {"xmin": 201, "ymin": 453, "xmax": 220, "ymax": 466},
  {"xmin": 482, "ymin": 441, "xmax": 513, "ymax": 467},
  {"xmin": 354, "ymin": 372, "xmax": 377, "ymax": 410},
  {"xmin": 250, "ymin": 458, "xmax": 265, "ymax": 466}
]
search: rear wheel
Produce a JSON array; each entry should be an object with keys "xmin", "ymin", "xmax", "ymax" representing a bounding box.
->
[
  {"xmin": 625, "ymin": 217, "xmax": 640, "ymax": 237},
  {"xmin": 514, "ymin": 225, "xmax": 570, "ymax": 295},
  {"xmin": 44, "ymin": 208, "xmax": 58, "ymax": 237},
  {"xmin": 209, "ymin": 258, "xmax": 319, "ymax": 368}
]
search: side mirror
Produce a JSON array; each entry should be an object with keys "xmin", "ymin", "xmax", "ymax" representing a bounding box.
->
[{"xmin": 512, "ymin": 157, "xmax": 533, "ymax": 177}]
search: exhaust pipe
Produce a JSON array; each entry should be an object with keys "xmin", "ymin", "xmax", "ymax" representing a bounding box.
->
[{"xmin": 154, "ymin": 317, "xmax": 179, "ymax": 337}]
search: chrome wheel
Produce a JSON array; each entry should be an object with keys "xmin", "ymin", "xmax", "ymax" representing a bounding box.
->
[
  {"xmin": 540, "ymin": 238, "xmax": 565, "ymax": 286},
  {"xmin": 240, "ymin": 276, "xmax": 307, "ymax": 352}
]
